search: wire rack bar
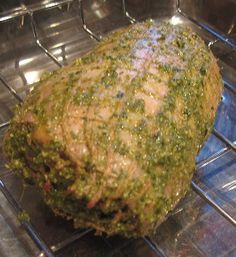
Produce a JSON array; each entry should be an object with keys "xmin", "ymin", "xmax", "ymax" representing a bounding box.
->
[
  {"xmin": 0, "ymin": 75, "xmax": 23, "ymax": 103},
  {"xmin": 191, "ymin": 181, "xmax": 236, "ymax": 227},
  {"xmin": 0, "ymin": 179, "xmax": 55, "ymax": 257},
  {"xmin": 0, "ymin": 121, "xmax": 10, "ymax": 129},
  {"xmin": 213, "ymin": 129, "xmax": 236, "ymax": 151},
  {"xmin": 143, "ymin": 236, "xmax": 167, "ymax": 257},
  {"xmin": 223, "ymin": 79, "xmax": 236, "ymax": 95},
  {"xmin": 50, "ymin": 228, "xmax": 93, "ymax": 254},
  {"xmin": 196, "ymin": 147, "xmax": 229, "ymax": 169}
]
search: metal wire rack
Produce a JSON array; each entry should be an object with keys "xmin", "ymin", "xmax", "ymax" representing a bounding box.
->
[{"xmin": 0, "ymin": 0, "xmax": 235, "ymax": 256}]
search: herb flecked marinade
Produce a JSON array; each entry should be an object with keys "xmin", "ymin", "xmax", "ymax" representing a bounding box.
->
[{"xmin": 4, "ymin": 21, "xmax": 223, "ymax": 237}]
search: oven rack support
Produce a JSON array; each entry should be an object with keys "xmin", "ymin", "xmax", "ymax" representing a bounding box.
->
[{"xmin": 0, "ymin": 0, "xmax": 235, "ymax": 256}]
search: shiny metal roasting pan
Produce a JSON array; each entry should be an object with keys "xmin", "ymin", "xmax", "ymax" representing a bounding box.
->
[{"xmin": 0, "ymin": 1, "xmax": 235, "ymax": 256}]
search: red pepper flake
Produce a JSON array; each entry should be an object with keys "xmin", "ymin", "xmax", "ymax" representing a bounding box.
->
[
  {"xmin": 87, "ymin": 190, "xmax": 102, "ymax": 209},
  {"xmin": 43, "ymin": 181, "xmax": 51, "ymax": 192},
  {"xmin": 67, "ymin": 187, "xmax": 75, "ymax": 194}
]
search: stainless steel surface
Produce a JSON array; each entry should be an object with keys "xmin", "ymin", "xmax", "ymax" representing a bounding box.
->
[{"xmin": 0, "ymin": 0, "xmax": 235, "ymax": 257}]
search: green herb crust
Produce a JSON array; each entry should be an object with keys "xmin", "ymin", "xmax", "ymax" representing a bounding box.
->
[{"xmin": 4, "ymin": 21, "xmax": 223, "ymax": 237}]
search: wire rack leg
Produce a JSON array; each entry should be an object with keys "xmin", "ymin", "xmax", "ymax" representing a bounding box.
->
[
  {"xmin": 121, "ymin": 0, "xmax": 136, "ymax": 23},
  {"xmin": 30, "ymin": 12, "xmax": 63, "ymax": 68},
  {"xmin": 176, "ymin": 1, "xmax": 236, "ymax": 50},
  {"xmin": 77, "ymin": 0, "xmax": 101, "ymax": 41}
]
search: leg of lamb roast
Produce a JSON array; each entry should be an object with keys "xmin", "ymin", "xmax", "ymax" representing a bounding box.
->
[{"xmin": 4, "ymin": 20, "xmax": 223, "ymax": 237}]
